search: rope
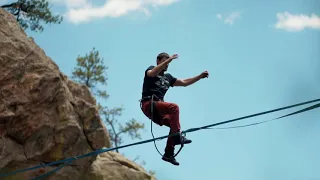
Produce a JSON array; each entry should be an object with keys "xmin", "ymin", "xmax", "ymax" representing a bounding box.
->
[
  {"xmin": 183, "ymin": 98, "xmax": 320, "ymax": 134},
  {"xmin": 31, "ymin": 161, "xmax": 72, "ymax": 180},
  {"xmin": 150, "ymin": 95, "xmax": 184, "ymax": 158},
  {"xmin": 150, "ymin": 95, "xmax": 164, "ymax": 156},
  {"xmin": 208, "ymin": 102, "xmax": 320, "ymax": 130},
  {"xmin": 1, "ymin": 98, "xmax": 319, "ymax": 179}
]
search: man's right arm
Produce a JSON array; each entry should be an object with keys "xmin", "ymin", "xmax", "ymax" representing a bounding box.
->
[{"xmin": 146, "ymin": 54, "xmax": 177, "ymax": 77}]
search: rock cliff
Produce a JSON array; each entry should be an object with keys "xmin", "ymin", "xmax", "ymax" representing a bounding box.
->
[{"xmin": 0, "ymin": 8, "xmax": 154, "ymax": 180}]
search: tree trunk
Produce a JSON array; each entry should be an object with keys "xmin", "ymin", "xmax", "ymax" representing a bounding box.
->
[
  {"xmin": 114, "ymin": 135, "xmax": 119, "ymax": 153},
  {"xmin": 107, "ymin": 119, "xmax": 119, "ymax": 153}
]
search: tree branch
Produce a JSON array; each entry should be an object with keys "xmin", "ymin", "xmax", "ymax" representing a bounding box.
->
[
  {"xmin": 16, "ymin": 8, "xmax": 20, "ymax": 20},
  {"xmin": 1, "ymin": 2, "xmax": 17, "ymax": 8},
  {"xmin": 116, "ymin": 129, "xmax": 126, "ymax": 137},
  {"xmin": 106, "ymin": 118, "xmax": 119, "ymax": 152}
]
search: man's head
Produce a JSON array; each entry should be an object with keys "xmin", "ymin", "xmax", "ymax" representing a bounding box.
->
[{"xmin": 157, "ymin": 52, "xmax": 170, "ymax": 71}]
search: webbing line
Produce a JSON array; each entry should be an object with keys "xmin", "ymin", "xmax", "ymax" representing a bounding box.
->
[
  {"xmin": 31, "ymin": 161, "xmax": 72, "ymax": 180},
  {"xmin": 183, "ymin": 98, "xmax": 320, "ymax": 133},
  {"xmin": 0, "ymin": 98, "xmax": 319, "ymax": 179},
  {"xmin": 207, "ymin": 102, "xmax": 320, "ymax": 130}
]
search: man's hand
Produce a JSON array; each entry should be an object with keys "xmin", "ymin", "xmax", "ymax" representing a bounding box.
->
[
  {"xmin": 173, "ymin": 70, "xmax": 209, "ymax": 87},
  {"xmin": 200, "ymin": 71, "xmax": 209, "ymax": 79},
  {"xmin": 170, "ymin": 54, "xmax": 179, "ymax": 60}
]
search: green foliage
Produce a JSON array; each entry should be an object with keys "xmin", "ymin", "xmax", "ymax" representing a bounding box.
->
[
  {"xmin": 120, "ymin": 118, "xmax": 145, "ymax": 140},
  {"xmin": 1, "ymin": 0, "xmax": 63, "ymax": 32},
  {"xmin": 99, "ymin": 105, "xmax": 145, "ymax": 152},
  {"xmin": 72, "ymin": 47, "xmax": 109, "ymax": 100},
  {"xmin": 71, "ymin": 48, "xmax": 145, "ymax": 153}
]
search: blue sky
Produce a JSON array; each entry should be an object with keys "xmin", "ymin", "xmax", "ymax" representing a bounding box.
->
[{"xmin": 3, "ymin": 0, "xmax": 320, "ymax": 179}]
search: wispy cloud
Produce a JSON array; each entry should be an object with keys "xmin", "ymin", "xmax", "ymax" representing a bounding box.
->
[
  {"xmin": 275, "ymin": 12, "xmax": 320, "ymax": 32},
  {"xmin": 50, "ymin": 0, "xmax": 88, "ymax": 8},
  {"xmin": 216, "ymin": 14, "xmax": 222, "ymax": 20},
  {"xmin": 216, "ymin": 12, "xmax": 242, "ymax": 25},
  {"xmin": 50, "ymin": 0, "xmax": 180, "ymax": 24}
]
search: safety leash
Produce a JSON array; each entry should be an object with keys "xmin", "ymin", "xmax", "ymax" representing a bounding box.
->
[{"xmin": 150, "ymin": 95, "xmax": 184, "ymax": 158}]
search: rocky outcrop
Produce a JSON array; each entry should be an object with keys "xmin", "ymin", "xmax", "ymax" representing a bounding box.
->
[{"xmin": 0, "ymin": 8, "xmax": 154, "ymax": 180}]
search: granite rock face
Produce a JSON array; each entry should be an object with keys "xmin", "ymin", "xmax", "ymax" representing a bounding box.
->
[{"xmin": 0, "ymin": 8, "xmax": 154, "ymax": 180}]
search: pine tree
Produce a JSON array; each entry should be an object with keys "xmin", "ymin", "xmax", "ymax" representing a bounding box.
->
[
  {"xmin": 71, "ymin": 47, "xmax": 145, "ymax": 153},
  {"xmin": 1, "ymin": 0, "xmax": 63, "ymax": 32},
  {"xmin": 72, "ymin": 47, "xmax": 109, "ymax": 100}
]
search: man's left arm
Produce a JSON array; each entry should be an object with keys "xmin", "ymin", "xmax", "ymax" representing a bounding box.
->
[{"xmin": 173, "ymin": 71, "xmax": 209, "ymax": 87}]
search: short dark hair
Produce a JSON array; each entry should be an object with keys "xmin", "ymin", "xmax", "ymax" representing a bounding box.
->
[{"xmin": 157, "ymin": 52, "xmax": 169, "ymax": 61}]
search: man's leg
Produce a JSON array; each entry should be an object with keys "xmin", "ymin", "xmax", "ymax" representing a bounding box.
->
[
  {"xmin": 157, "ymin": 102, "xmax": 192, "ymax": 145},
  {"xmin": 154, "ymin": 101, "xmax": 191, "ymax": 165},
  {"xmin": 140, "ymin": 100, "xmax": 191, "ymax": 165},
  {"xmin": 157, "ymin": 103, "xmax": 180, "ymax": 152}
]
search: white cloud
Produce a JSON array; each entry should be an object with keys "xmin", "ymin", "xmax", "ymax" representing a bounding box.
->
[
  {"xmin": 49, "ymin": 0, "xmax": 88, "ymax": 8},
  {"xmin": 275, "ymin": 12, "xmax": 320, "ymax": 32},
  {"xmin": 216, "ymin": 13, "xmax": 222, "ymax": 20},
  {"xmin": 224, "ymin": 12, "xmax": 241, "ymax": 25},
  {"xmin": 216, "ymin": 12, "xmax": 241, "ymax": 25},
  {"xmin": 49, "ymin": 0, "xmax": 179, "ymax": 24}
]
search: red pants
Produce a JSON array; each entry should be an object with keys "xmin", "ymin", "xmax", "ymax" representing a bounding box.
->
[{"xmin": 140, "ymin": 100, "xmax": 181, "ymax": 154}]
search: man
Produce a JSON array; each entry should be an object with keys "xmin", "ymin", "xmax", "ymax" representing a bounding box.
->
[{"xmin": 140, "ymin": 52, "xmax": 209, "ymax": 166}]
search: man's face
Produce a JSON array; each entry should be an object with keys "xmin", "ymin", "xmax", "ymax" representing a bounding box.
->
[{"xmin": 157, "ymin": 58, "xmax": 169, "ymax": 71}]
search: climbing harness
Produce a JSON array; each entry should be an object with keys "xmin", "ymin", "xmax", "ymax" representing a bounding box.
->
[{"xmin": 140, "ymin": 94, "xmax": 185, "ymax": 158}]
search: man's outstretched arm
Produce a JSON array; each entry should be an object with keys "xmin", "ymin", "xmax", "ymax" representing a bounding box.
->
[
  {"xmin": 147, "ymin": 54, "xmax": 178, "ymax": 77},
  {"xmin": 173, "ymin": 71, "xmax": 209, "ymax": 87}
]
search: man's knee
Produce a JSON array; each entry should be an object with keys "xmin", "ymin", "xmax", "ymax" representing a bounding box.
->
[{"xmin": 168, "ymin": 103, "xmax": 179, "ymax": 113}]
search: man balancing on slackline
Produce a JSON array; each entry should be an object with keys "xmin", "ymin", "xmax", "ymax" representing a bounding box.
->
[{"xmin": 140, "ymin": 52, "xmax": 209, "ymax": 165}]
